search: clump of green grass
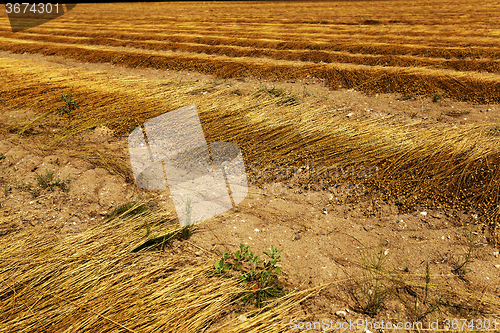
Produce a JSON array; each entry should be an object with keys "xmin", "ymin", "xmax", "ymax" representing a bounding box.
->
[
  {"xmin": 451, "ymin": 225, "xmax": 479, "ymax": 280},
  {"xmin": 130, "ymin": 198, "xmax": 194, "ymax": 252},
  {"xmin": 131, "ymin": 224, "xmax": 193, "ymax": 252},
  {"xmin": 214, "ymin": 244, "xmax": 286, "ymax": 308},
  {"xmin": 11, "ymin": 178, "xmax": 33, "ymax": 191},
  {"xmin": 348, "ymin": 242, "xmax": 396, "ymax": 316},
  {"xmin": 35, "ymin": 169, "xmax": 71, "ymax": 193},
  {"xmin": 106, "ymin": 200, "xmax": 150, "ymax": 219},
  {"xmin": 302, "ymin": 86, "xmax": 312, "ymax": 97},
  {"xmin": 5, "ymin": 171, "xmax": 71, "ymax": 197},
  {"xmin": 396, "ymin": 260, "xmax": 442, "ymax": 323},
  {"xmin": 55, "ymin": 93, "xmax": 78, "ymax": 119},
  {"xmin": 344, "ymin": 239, "xmax": 492, "ymax": 325},
  {"xmin": 257, "ymin": 85, "xmax": 299, "ymax": 106},
  {"xmin": 433, "ymin": 93, "xmax": 442, "ymax": 102},
  {"xmin": 0, "ymin": 153, "xmax": 5, "ymax": 161}
]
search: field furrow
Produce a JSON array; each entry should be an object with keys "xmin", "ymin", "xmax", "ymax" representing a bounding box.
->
[
  {"xmin": 1, "ymin": 0, "xmax": 500, "ymax": 101},
  {"xmin": 2, "ymin": 35, "xmax": 500, "ymax": 103},
  {"xmin": 5, "ymin": 33, "xmax": 500, "ymax": 75}
]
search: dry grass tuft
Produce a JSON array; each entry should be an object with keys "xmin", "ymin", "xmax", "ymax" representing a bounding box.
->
[{"xmin": 0, "ymin": 201, "xmax": 313, "ymax": 332}]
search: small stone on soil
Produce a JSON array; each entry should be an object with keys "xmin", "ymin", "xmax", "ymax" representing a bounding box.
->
[{"xmin": 335, "ymin": 310, "xmax": 347, "ymax": 318}]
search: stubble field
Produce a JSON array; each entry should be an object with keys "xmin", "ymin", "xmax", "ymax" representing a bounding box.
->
[
  {"xmin": 1, "ymin": 2, "xmax": 500, "ymax": 332},
  {"xmin": 2, "ymin": 1, "xmax": 500, "ymax": 103}
]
